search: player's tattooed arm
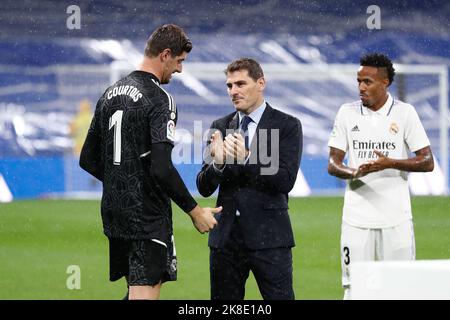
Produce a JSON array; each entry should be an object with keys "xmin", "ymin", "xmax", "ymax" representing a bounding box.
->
[{"xmin": 328, "ymin": 147, "xmax": 362, "ymax": 179}]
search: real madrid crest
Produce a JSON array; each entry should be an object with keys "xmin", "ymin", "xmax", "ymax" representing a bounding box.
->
[{"xmin": 389, "ymin": 122, "xmax": 399, "ymax": 135}]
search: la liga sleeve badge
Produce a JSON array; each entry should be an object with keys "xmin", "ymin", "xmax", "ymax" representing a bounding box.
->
[{"xmin": 167, "ymin": 120, "xmax": 176, "ymax": 141}]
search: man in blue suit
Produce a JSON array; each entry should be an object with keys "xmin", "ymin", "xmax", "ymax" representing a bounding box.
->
[{"xmin": 197, "ymin": 58, "xmax": 303, "ymax": 300}]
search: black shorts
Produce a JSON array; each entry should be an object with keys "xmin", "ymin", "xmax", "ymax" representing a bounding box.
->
[{"xmin": 108, "ymin": 237, "xmax": 177, "ymax": 286}]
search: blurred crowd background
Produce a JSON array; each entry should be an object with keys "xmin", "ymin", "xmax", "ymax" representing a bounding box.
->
[{"xmin": 0, "ymin": 0, "xmax": 448, "ymax": 200}]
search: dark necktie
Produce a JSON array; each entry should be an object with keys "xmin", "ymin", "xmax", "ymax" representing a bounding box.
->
[{"xmin": 240, "ymin": 115, "xmax": 252, "ymax": 149}]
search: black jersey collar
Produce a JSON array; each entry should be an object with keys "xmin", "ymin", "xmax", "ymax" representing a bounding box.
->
[{"xmin": 131, "ymin": 70, "xmax": 161, "ymax": 85}]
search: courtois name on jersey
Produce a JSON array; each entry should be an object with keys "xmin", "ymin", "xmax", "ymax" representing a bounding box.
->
[{"xmin": 106, "ymin": 85, "xmax": 143, "ymax": 102}]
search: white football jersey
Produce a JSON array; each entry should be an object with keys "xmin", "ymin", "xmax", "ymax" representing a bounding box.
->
[{"xmin": 328, "ymin": 93, "xmax": 430, "ymax": 228}]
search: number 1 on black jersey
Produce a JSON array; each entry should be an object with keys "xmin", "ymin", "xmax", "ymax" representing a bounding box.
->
[{"xmin": 109, "ymin": 110, "xmax": 123, "ymax": 165}]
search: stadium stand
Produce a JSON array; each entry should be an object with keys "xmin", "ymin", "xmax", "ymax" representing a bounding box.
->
[{"xmin": 0, "ymin": 0, "xmax": 448, "ymax": 198}]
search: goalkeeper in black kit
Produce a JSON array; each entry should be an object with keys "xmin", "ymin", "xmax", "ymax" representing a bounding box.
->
[{"xmin": 79, "ymin": 24, "xmax": 221, "ymax": 300}]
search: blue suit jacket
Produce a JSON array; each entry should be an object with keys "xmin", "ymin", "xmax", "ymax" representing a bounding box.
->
[{"xmin": 196, "ymin": 104, "xmax": 303, "ymax": 249}]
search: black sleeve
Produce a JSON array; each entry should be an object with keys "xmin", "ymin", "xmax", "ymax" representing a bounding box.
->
[
  {"xmin": 148, "ymin": 93, "xmax": 176, "ymax": 146},
  {"xmin": 150, "ymin": 142, "xmax": 198, "ymax": 213},
  {"xmin": 196, "ymin": 120, "xmax": 224, "ymax": 197},
  {"xmin": 79, "ymin": 101, "xmax": 103, "ymax": 182}
]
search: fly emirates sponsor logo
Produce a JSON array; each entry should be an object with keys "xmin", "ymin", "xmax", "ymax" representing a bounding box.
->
[
  {"xmin": 107, "ymin": 85, "xmax": 143, "ymax": 102},
  {"xmin": 353, "ymin": 140, "xmax": 396, "ymax": 159}
]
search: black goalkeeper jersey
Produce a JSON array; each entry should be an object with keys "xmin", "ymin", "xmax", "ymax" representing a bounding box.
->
[{"xmin": 80, "ymin": 71, "xmax": 189, "ymax": 241}]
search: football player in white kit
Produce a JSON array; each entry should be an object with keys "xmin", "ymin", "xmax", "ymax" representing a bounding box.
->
[{"xmin": 327, "ymin": 53, "xmax": 434, "ymax": 299}]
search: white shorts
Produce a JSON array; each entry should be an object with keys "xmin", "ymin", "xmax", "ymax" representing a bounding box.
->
[{"xmin": 341, "ymin": 219, "xmax": 415, "ymax": 287}]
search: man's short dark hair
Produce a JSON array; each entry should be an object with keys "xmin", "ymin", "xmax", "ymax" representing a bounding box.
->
[
  {"xmin": 145, "ymin": 24, "xmax": 192, "ymax": 58},
  {"xmin": 225, "ymin": 58, "xmax": 264, "ymax": 81},
  {"xmin": 360, "ymin": 53, "xmax": 395, "ymax": 86}
]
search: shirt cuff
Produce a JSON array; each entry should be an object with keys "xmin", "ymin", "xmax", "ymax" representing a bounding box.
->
[{"xmin": 212, "ymin": 161, "xmax": 226, "ymax": 172}]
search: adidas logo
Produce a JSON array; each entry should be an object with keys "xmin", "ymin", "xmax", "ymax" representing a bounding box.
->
[{"xmin": 351, "ymin": 125, "xmax": 360, "ymax": 132}]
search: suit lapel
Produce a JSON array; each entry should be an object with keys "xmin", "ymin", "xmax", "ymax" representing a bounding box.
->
[
  {"xmin": 223, "ymin": 106, "xmax": 273, "ymax": 169},
  {"xmin": 224, "ymin": 112, "xmax": 241, "ymax": 175},
  {"xmin": 250, "ymin": 103, "xmax": 273, "ymax": 151},
  {"xmin": 228, "ymin": 112, "xmax": 239, "ymax": 130}
]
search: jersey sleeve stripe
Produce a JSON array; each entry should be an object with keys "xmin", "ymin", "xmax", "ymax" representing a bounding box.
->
[
  {"xmin": 158, "ymin": 83, "xmax": 175, "ymax": 112},
  {"xmin": 140, "ymin": 150, "xmax": 151, "ymax": 158},
  {"xmin": 151, "ymin": 78, "xmax": 175, "ymax": 112},
  {"xmin": 151, "ymin": 239, "xmax": 167, "ymax": 248}
]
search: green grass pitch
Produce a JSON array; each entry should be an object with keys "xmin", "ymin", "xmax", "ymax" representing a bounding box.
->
[{"xmin": 0, "ymin": 196, "xmax": 449, "ymax": 299}]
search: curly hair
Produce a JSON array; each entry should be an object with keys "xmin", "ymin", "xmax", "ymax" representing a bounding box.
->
[{"xmin": 360, "ymin": 53, "xmax": 395, "ymax": 86}]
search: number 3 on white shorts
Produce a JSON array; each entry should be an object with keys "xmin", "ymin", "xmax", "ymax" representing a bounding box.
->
[
  {"xmin": 343, "ymin": 246, "xmax": 350, "ymax": 265},
  {"xmin": 109, "ymin": 110, "xmax": 123, "ymax": 165}
]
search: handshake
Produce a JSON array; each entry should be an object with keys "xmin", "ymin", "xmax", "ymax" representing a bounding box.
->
[{"xmin": 209, "ymin": 130, "xmax": 249, "ymax": 168}]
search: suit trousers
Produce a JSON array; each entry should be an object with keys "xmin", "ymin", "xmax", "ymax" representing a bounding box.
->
[{"xmin": 210, "ymin": 217, "xmax": 294, "ymax": 300}]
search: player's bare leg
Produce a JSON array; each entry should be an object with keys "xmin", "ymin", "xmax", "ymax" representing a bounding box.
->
[{"xmin": 129, "ymin": 283, "xmax": 162, "ymax": 300}]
